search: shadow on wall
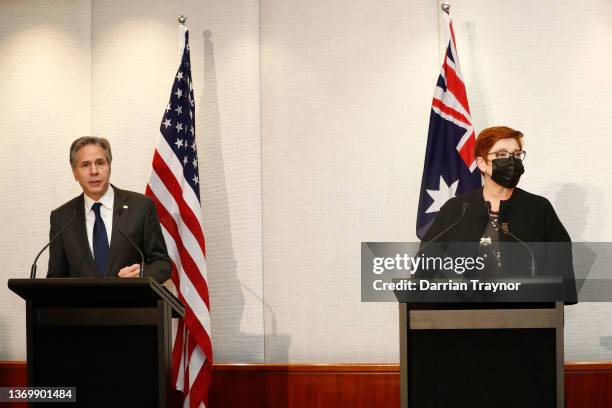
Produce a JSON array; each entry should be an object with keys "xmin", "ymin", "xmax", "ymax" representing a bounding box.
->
[
  {"xmin": 464, "ymin": 21, "xmax": 491, "ymax": 134},
  {"xmin": 542, "ymin": 183, "xmax": 607, "ymax": 241},
  {"xmin": 542, "ymin": 182, "xmax": 605, "ymax": 285},
  {"xmin": 199, "ymin": 31, "xmax": 291, "ymax": 366},
  {"xmin": 543, "ymin": 182, "xmax": 612, "ymax": 351},
  {"xmin": 0, "ymin": 319, "xmax": 8, "ymax": 359},
  {"xmin": 200, "ymin": 31, "xmax": 292, "ymax": 405}
]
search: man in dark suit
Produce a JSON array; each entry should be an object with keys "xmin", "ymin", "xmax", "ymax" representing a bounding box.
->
[{"xmin": 47, "ymin": 136, "xmax": 171, "ymax": 283}]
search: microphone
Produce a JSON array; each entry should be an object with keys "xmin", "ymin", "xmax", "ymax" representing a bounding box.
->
[
  {"xmin": 31, "ymin": 207, "xmax": 77, "ymax": 279},
  {"xmin": 413, "ymin": 202, "xmax": 469, "ymax": 280},
  {"xmin": 485, "ymin": 201, "xmax": 536, "ymax": 277},
  {"xmin": 113, "ymin": 205, "xmax": 145, "ymax": 278},
  {"xmin": 420, "ymin": 202, "xmax": 470, "ymax": 250}
]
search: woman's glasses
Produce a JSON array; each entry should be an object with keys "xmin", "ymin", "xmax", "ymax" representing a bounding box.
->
[{"xmin": 487, "ymin": 150, "xmax": 526, "ymax": 160}]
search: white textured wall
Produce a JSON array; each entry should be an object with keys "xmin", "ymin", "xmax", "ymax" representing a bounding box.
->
[
  {"xmin": 0, "ymin": 0, "xmax": 263, "ymax": 363},
  {"xmin": 2, "ymin": 0, "xmax": 612, "ymax": 364},
  {"xmin": 0, "ymin": 0, "xmax": 92, "ymax": 360},
  {"xmin": 447, "ymin": 0, "xmax": 612, "ymax": 361},
  {"xmin": 261, "ymin": 0, "xmax": 612, "ymax": 362},
  {"xmin": 90, "ymin": 0, "xmax": 263, "ymax": 362},
  {"xmin": 261, "ymin": 0, "xmax": 439, "ymax": 362}
]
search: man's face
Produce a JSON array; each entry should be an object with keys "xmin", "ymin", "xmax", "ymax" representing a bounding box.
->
[{"xmin": 72, "ymin": 144, "xmax": 111, "ymax": 200}]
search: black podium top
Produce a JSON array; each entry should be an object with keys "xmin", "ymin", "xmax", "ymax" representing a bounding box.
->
[{"xmin": 8, "ymin": 277, "xmax": 184, "ymax": 318}]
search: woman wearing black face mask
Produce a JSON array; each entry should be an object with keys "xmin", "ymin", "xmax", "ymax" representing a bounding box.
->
[{"xmin": 420, "ymin": 126, "xmax": 577, "ymax": 304}]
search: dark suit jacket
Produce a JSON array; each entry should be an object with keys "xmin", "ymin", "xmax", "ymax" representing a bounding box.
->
[
  {"xmin": 421, "ymin": 187, "xmax": 577, "ymax": 304},
  {"xmin": 47, "ymin": 185, "xmax": 171, "ymax": 283}
]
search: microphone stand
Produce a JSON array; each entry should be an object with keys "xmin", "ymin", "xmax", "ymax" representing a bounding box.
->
[{"xmin": 30, "ymin": 208, "xmax": 77, "ymax": 279}]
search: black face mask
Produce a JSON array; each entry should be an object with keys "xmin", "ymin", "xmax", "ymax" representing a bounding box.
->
[{"xmin": 491, "ymin": 157, "xmax": 524, "ymax": 188}]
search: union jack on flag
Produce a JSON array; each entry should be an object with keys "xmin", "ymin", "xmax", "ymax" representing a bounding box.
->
[
  {"xmin": 146, "ymin": 25, "xmax": 213, "ymax": 408},
  {"xmin": 416, "ymin": 10, "xmax": 482, "ymax": 239}
]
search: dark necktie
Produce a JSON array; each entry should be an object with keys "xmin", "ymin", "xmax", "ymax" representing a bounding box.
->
[{"xmin": 92, "ymin": 202, "xmax": 109, "ymax": 276}]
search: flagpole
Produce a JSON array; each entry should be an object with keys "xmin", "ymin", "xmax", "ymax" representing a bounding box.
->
[
  {"xmin": 177, "ymin": 15, "xmax": 187, "ymax": 57},
  {"xmin": 438, "ymin": 3, "xmax": 451, "ymax": 62}
]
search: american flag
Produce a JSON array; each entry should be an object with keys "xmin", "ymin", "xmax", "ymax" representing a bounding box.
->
[
  {"xmin": 146, "ymin": 26, "xmax": 213, "ymax": 408},
  {"xmin": 416, "ymin": 10, "xmax": 482, "ymax": 239}
]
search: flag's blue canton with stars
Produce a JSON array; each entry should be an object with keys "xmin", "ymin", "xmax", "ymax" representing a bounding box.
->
[
  {"xmin": 416, "ymin": 110, "xmax": 481, "ymax": 238},
  {"xmin": 416, "ymin": 12, "xmax": 482, "ymax": 239},
  {"xmin": 160, "ymin": 31, "xmax": 200, "ymax": 200}
]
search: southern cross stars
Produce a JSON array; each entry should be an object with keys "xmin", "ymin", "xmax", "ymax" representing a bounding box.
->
[{"xmin": 425, "ymin": 176, "xmax": 458, "ymax": 214}]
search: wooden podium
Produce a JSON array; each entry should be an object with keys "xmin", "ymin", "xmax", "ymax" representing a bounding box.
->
[
  {"xmin": 8, "ymin": 278, "xmax": 184, "ymax": 408},
  {"xmin": 397, "ymin": 279, "xmax": 567, "ymax": 408}
]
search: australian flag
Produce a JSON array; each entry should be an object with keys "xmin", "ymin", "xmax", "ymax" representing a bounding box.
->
[{"xmin": 416, "ymin": 11, "xmax": 482, "ymax": 239}]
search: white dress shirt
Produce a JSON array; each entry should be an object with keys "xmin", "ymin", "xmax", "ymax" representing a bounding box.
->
[{"xmin": 84, "ymin": 186, "xmax": 114, "ymax": 257}]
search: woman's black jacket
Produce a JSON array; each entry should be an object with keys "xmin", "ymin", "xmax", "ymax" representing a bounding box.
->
[{"xmin": 420, "ymin": 187, "xmax": 577, "ymax": 304}]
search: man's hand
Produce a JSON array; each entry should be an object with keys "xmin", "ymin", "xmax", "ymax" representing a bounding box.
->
[{"xmin": 118, "ymin": 264, "xmax": 140, "ymax": 278}]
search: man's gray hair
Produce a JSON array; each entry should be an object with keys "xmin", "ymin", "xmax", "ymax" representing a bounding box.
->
[{"xmin": 69, "ymin": 136, "xmax": 112, "ymax": 168}]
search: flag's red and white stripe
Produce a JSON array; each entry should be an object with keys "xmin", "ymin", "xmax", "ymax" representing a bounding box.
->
[{"xmin": 146, "ymin": 25, "xmax": 212, "ymax": 408}]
